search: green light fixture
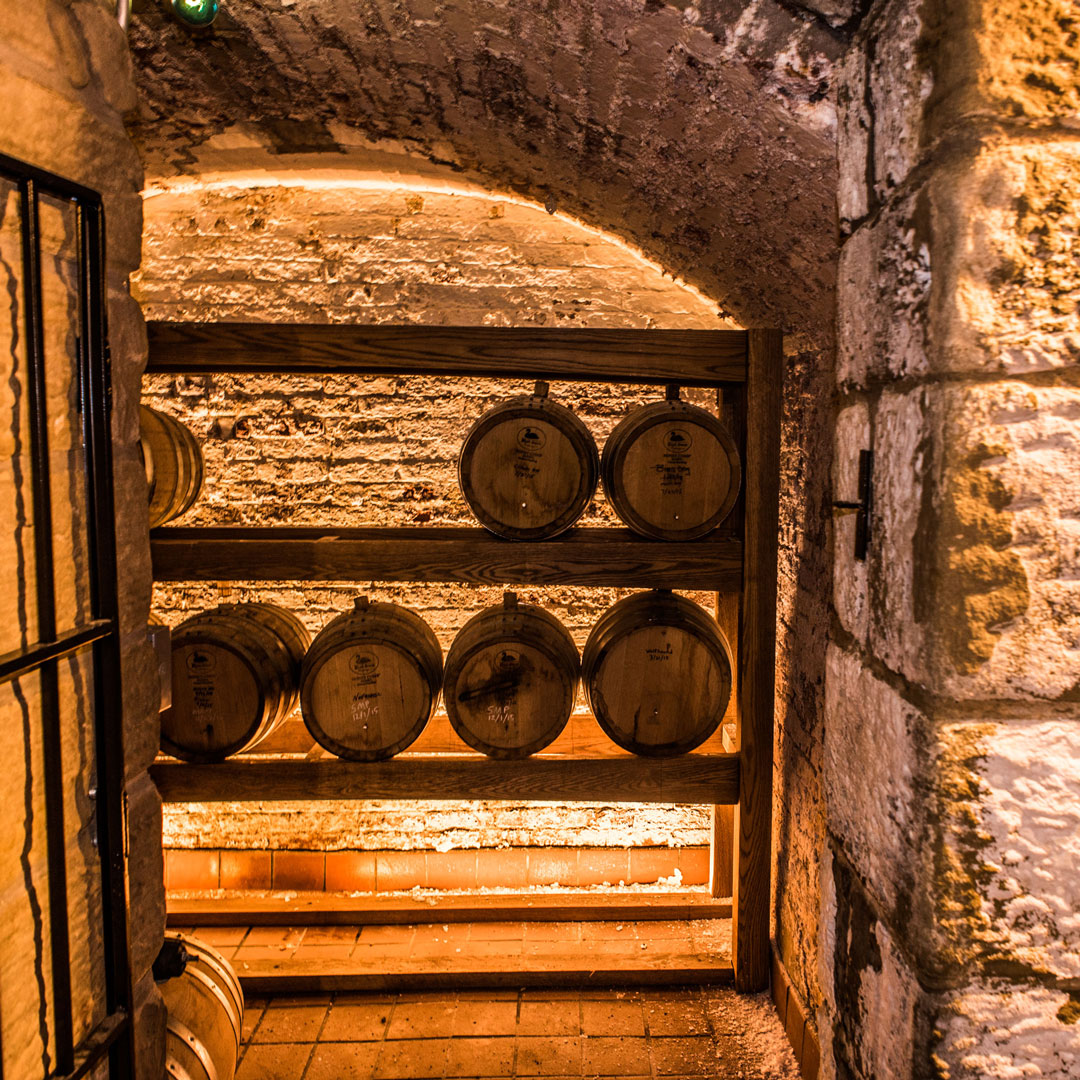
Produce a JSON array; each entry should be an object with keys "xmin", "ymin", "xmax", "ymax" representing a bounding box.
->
[{"xmin": 171, "ymin": 0, "xmax": 219, "ymax": 27}]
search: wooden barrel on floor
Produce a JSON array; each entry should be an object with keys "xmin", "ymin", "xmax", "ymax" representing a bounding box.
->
[
  {"xmin": 601, "ymin": 388, "xmax": 740, "ymax": 540},
  {"xmin": 458, "ymin": 381, "xmax": 599, "ymax": 540},
  {"xmin": 161, "ymin": 933, "xmax": 244, "ymax": 1080},
  {"xmin": 140, "ymin": 404, "xmax": 204, "ymax": 528},
  {"xmin": 582, "ymin": 590, "xmax": 733, "ymax": 756},
  {"xmin": 444, "ymin": 592, "xmax": 580, "ymax": 758},
  {"xmin": 300, "ymin": 597, "xmax": 443, "ymax": 761},
  {"xmin": 162, "ymin": 603, "xmax": 310, "ymax": 762}
]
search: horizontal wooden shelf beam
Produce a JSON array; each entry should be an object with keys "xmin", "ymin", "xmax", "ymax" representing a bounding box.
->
[
  {"xmin": 166, "ymin": 892, "xmax": 733, "ymax": 927},
  {"xmin": 145, "ymin": 322, "xmax": 748, "ymax": 386},
  {"xmin": 151, "ymin": 754, "xmax": 740, "ymax": 805},
  {"xmin": 150, "ymin": 526, "xmax": 744, "ymax": 590},
  {"xmin": 236, "ymin": 956, "xmax": 734, "ymax": 994}
]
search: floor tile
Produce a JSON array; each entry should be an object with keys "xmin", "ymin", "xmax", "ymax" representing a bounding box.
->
[
  {"xmin": 235, "ymin": 1042, "xmax": 312, "ymax": 1080},
  {"xmin": 241, "ymin": 1000, "xmax": 267, "ymax": 1042},
  {"xmin": 650, "ymin": 1037, "xmax": 717, "ymax": 1075},
  {"xmin": 303, "ymin": 925, "xmax": 361, "ymax": 945},
  {"xmin": 321, "ymin": 1001, "xmax": 392, "ymax": 1042},
  {"xmin": 386, "ymin": 999, "xmax": 457, "ymax": 1040},
  {"xmin": 251, "ymin": 1003, "xmax": 328, "ymax": 1042},
  {"xmin": 581, "ymin": 1036, "xmax": 651, "ymax": 1076},
  {"xmin": 374, "ymin": 1038, "xmax": 448, "ymax": 1079},
  {"xmin": 643, "ymin": 1000, "xmax": 710, "ymax": 1037},
  {"xmin": 453, "ymin": 999, "xmax": 519, "ymax": 1037},
  {"xmin": 518, "ymin": 1001, "xmax": 580, "ymax": 1037},
  {"xmin": 444, "ymin": 1036, "xmax": 515, "ymax": 1077},
  {"xmin": 581, "ymin": 1000, "xmax": 645, "ymax": 1037},
  {"xmin": 306, "ymin": 1041, "xmax": 382, "ymax": 1080},
  {"xmin": 514, "ymin": 1036, "xmax": 582, "ymax": 1076}
]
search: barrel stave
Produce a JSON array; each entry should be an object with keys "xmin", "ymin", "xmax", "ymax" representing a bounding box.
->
[
  {"xmin": 300, "ymin": 598, "xmax": 443, "ymax": 761},
  {"xmin": 140, "ymin": 404, "xmax": 205, "ymax": 528},
  {"xmin": 583, "ymin": 591, "xmax": 732, "ymax": 757},
  {"xmin": 161, "ymin": 932, "xmax": 244, "ymax": 1080},
  {"xmin": 601, "ymin": 397, "xmax": 740, "ymax": 541},
  {"xmin": 162, "ymin": 603, "xmax": 309, "ymax": 762},
  {"xmin": 444, "ymin": 594, "xmax": 580, "ymax": 758},
  {"xmin": 459, "ymin": 385, "xmax": 599, "ymax": 540}
]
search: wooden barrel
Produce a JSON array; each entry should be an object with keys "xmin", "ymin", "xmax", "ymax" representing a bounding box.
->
[
  {"xmin": 458, "ymin": 381, "xmax": 599, "ymax": 540},
  {"xmin": 582, "ymin": 590, "xmax": 733, "ymax": 756},
  {"xmin": 601, "ymin": 387, "xmax": 740, "ymax": 540},
  {"xmin": 140, "ymin": 404, "xmax": 205, "ymax": 528},
  {"xmin": 162, "ymin": 603, "xmax": 310, "ymax": 762},
  {"xmin": 161, "ymin": 932, "xmax": 244, "ymax": 1080},
  {"xmin": 300, "ymin": 597, "xmax": 443, "ymax": 761},
  {"xmin": 444, "ymin": 592, "xmax": 580, "ymax": 758}
]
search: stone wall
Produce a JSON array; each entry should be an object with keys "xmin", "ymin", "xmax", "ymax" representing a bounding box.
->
[
  {"xmin": 0, "ymin": 2, "xmax": 162, "ymax": 1076},
  {"xmin": 138, "ymin": 179, "xmax": 721, "ymax": 856},
  {"xmin": 824, "ymin": 1, "xmax": 1080, "ymax": 1076}
]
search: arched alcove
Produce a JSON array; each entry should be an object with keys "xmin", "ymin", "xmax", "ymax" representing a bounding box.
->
[{"xmin": 128, "ymin": 0, "xmax": 842, "ymax": 1038}]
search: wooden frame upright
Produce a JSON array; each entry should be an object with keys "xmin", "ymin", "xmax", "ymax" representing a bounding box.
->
[{"xmin": 145, "ymin": 322, "xmax": 783, "ymax": 993}]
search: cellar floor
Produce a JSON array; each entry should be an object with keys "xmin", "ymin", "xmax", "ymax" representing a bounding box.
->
[
  {"xmin": 234, "ymin": 985, "xmax": 801, "ymax": 1080},
  {"xmin": 173, "ymin": 919, "xmax": 734, "ymax": 993}
]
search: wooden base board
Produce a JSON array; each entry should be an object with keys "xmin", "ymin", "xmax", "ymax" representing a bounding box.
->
[
  {"xmin": 236, "ymin": 957, "xmax": 734, "ymax": 994},
  {"xmin": 167, "ymin": 891, "xmax": 733, "ymax": 927}
]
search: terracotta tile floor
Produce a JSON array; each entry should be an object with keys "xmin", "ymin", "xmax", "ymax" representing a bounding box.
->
[
  {"xmin": 235, "ymin": 987, "xmax": 800, "ymax": 1080},
  {"xmin": 178, "ymin": 921, "xmax": 732, "ymax": 974}
]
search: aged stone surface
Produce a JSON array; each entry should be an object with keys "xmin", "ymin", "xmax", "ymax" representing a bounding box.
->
[
  {"xmin": 0, "ymin": 0, "xmax": 160, "ymax": 1068},
  {"xmin": 126, "ymin": 0, "xmax": 838, "ymax": 333},
  {"xmin": 126, "ymin": 773, "xmax": 166, "ymax": 984},
  {"xmin": 968, "ymin": 719, "xmax": 1080, "ymax": 982},
  {"xmin": 819, "ymin": 848, "xmax": 929, "ymax": 1080},
  {"xmin": 832, "ymin": 401, "xmax": 870, "ymax": 641},
  {"xmin": 933, "ymin": 980, "xmax": 1080, "ymax": 1080},
  {"xmin": 163, "ymin": 799, "xmax": 710, "ymax": 852}
]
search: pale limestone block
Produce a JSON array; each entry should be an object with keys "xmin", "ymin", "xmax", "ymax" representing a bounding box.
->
[
  {"xmin": 824, "ymin": 646, "xmax": 928, "ymax": 932},
  {"xmin": 836, "ymin": 42, "xmax": 871, "ymax": 225},
  {"xmin": 933, "ymin": 142, "xmax": 1080, "ymax": 377},
  {"xmin": 866, "ymin": 386, "xmax": 934, "ymax": 681},
  {"xmin": 819, "ymin": 847, "xmax": 925, "ymax": 1080},
  {"xmin": 866, "ymin": 0, "xmax": 931, "ymax": 201},
  {"xmin": 126, "ymin": 773, "xmax": 164, "ymax": 980},
  {"xmin": 931, "ymin": 382, "xmax": 1080, "ymax": 700},
  {"xmin": 837, "ymin": 189, "xmax": 931, "ymax": 388},
  {"xmin": 934, "ymin": 981, "xmax": 1080, "ymax": 1080},
  {"xmin": 70, "ymin": 0, "xmax": 138, "ymax": 115},
  {"xmin": 132, "ymin": 972, "xmax": 166, "ymax": 1080},
  {"xmin": 970, "ymin": 719, "xmax": 1080, "ymax": 980},
  {"xmin": 833, "ymin": 401, "xmax": 871, "ymax": 642}
]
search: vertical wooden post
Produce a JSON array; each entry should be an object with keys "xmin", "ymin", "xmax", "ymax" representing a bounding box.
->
[
  {"xmin": 709, "ymin": 804, "xmax": 734, "ymax": 899},
  {"xmin": 710, "ymin": 589, "xmax": 739, "ymax": 900},
  {"xmin": 734, "ymin": 329, "xmax": 782, "ymax": 992}
]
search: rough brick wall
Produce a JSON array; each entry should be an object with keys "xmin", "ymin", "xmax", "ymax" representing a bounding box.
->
[
  {"xmin": 0, "ymin": 2, "xmax": 163, "ymax": 1075},
  {"xmin": 139, "ymin": 181, "xmax": 722, "ymax": 854},
  {"xmin": 824, "ymin": 1, "xmax": 1080, "ymax": 1077}
]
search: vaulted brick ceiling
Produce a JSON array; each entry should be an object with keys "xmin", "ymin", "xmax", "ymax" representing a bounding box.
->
[{"xmin": 127, "ymin": 0, "xmax": 845, "ymax": 331}]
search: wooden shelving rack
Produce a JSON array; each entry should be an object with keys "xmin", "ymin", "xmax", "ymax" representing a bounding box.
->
[{"xmin": 145, "ymin": 322, "xmax": 782, "ymax": 993}]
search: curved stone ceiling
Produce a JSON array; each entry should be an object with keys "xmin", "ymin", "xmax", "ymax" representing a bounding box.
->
[{"xmin": 127, "ymin": 0, "xmax": 842, "ymax": 333}]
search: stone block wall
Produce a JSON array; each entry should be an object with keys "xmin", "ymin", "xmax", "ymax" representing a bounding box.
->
[
  {"xmin": 824, "ymin": 1, "xmax": 1080, "ymax": 1076},
  {"xmin": 138, "ymin": 180, "xmax": 722, "ymax": 859},
  {"xmin": 0, "ymin": 1, "xmax": 162, "ymax": 1075}
]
